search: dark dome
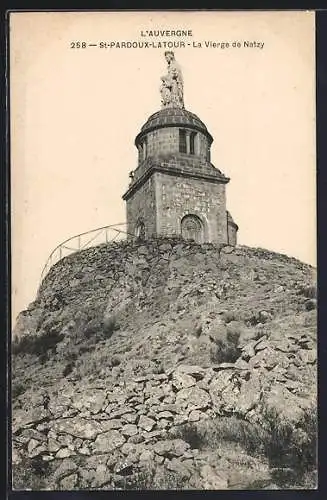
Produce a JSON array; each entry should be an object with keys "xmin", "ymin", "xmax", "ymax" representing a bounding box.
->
[{"xmin": 136, "ymin": 108, "xmax": 212, "ymax": 144}]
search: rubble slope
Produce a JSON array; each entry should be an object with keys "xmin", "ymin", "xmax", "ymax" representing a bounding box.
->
[{"xmin": 12, "ymin": 238, "xmax": 317, "ymax": 490}]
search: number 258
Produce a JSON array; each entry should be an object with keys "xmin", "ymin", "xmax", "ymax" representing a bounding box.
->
[{"xmin": 70, "ymin": 42, "xmax": 86, "ymax": 48}]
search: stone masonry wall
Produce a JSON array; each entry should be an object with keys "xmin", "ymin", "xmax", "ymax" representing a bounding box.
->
[
  {"xmin": 147, "ymin": 128, "xmax": 179, "ymax": 158},
  {"xmin": 199, "ymin": 132, "xmax": 210, "ymax": 160},
  {"xmin": 155, "ymin": 172, "xmax": 227, "ymax": 243},
  {"xmin": 126, "ymin": 176, "xmax": 157, "ymax": 238}
]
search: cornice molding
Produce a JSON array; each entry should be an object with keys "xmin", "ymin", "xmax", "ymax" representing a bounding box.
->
[{"xmin": 123, "ymin": 164, "xmax": 229, "ymax": 201}]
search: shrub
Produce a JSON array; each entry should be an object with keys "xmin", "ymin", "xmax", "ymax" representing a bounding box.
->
[
  {"xmin": 79, "ymin": 311, "xmax": 120, "ymax": 344},
  {"xmin": 63, "ymin": 362, "xmax": 75, "ymax": 377},
  {"xmin": 298, "ymin": 285, "xmax": 316, "ymax": 299},
  {"xmin": 226, "ymin": 321, "xmax": 244, "ymax": 345},
  {"xmin": 210, "ymin": 339, "xmax": 241, "ymax": 364},
  {"xmin": 78, "ymin": 345, "xmax": 92, "ymax": 355},
  {"xmin": 208, "ymin": 323, "xmax": 228, "ymax": 344},
  {"xmin": 221, "ymin": 310, "xmax": 240, "ymax": 324},
  {"xmin": 304, "ymin": 299, "xmax": 317, "ymax": 312},
  {"xmin": 12, "ymin": 381, "xmax": 27, "ymax": 399},
  {"xmin": 152, "ymin": 361, "xmax": 164, "ymax": 374},
  {"xmin": 303, "ymin": 311, "xmax": 316, "ymax": 327},
  {"xmin": 12, "ymin": 329, "xmax": 64, "ymax": 359},
  {"xmin": 253, "ymin": 326, "xmax": 268, "ymax": 341},
  {"xmin": 246, "ymin": 312, "xmax": 261, "ymax": 326},
  {"xmin": 12, "ymin": 456, "xmax": 52, "ymax": 490},
  {"xmin": 169, "ymin": 423, "xmax": 203, "ymax": 449},
  {"xmin": 111, "ymin": 355, "xmax": 121, "ymax": 367},
  {"xmin": 103, "ymin": 315, "xmax": 120, "ymax": 339},
  {"xmin": 63, "ymin": 349, "xmax": 78, "ymax": 362},
  {"xmin": 83, "ymin": 318, "xmax": 102, "ymax": 338},
  {"xmin": 194, "ymin": 324, "xmax": 202, "ymax": 338}
]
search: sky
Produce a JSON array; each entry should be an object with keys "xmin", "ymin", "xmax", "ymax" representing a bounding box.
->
[{"xmin": 10, "ymin": 10, "xmax": 316, "ymax": 323}]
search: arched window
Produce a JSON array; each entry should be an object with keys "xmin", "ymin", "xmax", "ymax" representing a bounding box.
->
[
  {"xmin": 190, "ymin": 131, "xmax": 197, "ymax": 155},
  {"xmin": 179, "ymin": 129, "xmax": 187, "ymax": 153},
  {"xmin": 181, "ymin": 214, "xmax": 204, "ymax": 243},
  {"xmin": 206, "ymin": 144, "xmax": 211, "ymax": 161},
  {"xmin": 179, "ymin": 129, "xmax": 198, "ymax": 155}
]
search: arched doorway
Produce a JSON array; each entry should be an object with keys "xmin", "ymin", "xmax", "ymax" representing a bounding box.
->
[{"xmin": 181, "ymin": 214, "xmax": 204, "ymax": 243}]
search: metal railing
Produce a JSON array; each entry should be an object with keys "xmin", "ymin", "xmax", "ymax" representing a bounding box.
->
[{"xmin": 39, "ymin": 222, "xmax": 129, "ymax": 284}]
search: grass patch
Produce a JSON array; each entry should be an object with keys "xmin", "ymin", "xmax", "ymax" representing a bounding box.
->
[
  {"xmin": 118, "ymin": 465, "xmax": 188, "ymax": 490},
  {"xmin": 176, "ymin": 409, "xmax": 317, "ymax": 489},
  {"xmin": 195, "ymin": 416, "xmax": 268, "ymax": 455},
  {"xmin": 264, "ymin": 405, "xmax": 317, "ymax": 482}
]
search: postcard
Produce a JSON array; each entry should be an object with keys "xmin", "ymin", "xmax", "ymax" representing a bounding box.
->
[{"xmin": 10, "ymin": 10, "xmax": 317, "ymax": 491}]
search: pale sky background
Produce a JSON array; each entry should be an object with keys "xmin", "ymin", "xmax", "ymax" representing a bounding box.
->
[{"xmin": 10, "ymin": 11, "xmax": 316, "ymax": 323}]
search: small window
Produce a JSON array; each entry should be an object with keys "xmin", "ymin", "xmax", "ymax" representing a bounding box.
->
[
  {"xmin": 179, "ymin": 129, "xmax": 187, "ymax": 153},
  {"xmin": 190, "ymin": 132, "xmax": 197, "ymax": 155}
]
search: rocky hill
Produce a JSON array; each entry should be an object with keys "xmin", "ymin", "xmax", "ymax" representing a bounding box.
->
[{"xmin": 12, "ymin": 238, "xmax": 317, "ymax": 490}]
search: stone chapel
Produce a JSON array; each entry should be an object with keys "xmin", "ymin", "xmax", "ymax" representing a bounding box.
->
[{"xmin": 122, "ymin": 51, "xmax": 238, "ymax": 245}]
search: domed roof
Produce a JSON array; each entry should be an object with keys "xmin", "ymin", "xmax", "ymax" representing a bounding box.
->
[{"xmin": 136, "ymin": 108, "xmax": 212, "ymax": 143}]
